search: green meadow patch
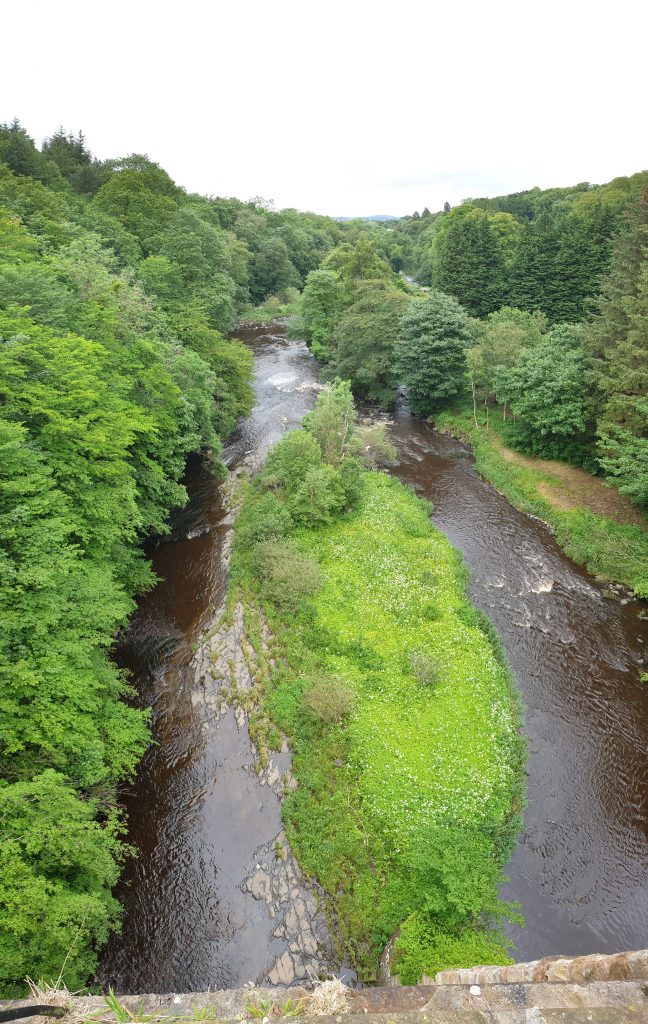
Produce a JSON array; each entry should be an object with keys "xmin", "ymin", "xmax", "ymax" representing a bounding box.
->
[{"xmin": 232, "ymin": 407, "xmax": 524, "ymax": 982}]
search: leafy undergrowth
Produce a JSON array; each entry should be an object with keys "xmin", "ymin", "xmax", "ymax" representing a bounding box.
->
[
  {"xmin": 436, "ymin": 405, "xmax": 648, "ymax": 598},
  {"xmin": 231, "ymin": 385, "xmax": 525, "ymax": 983},
  {"xmin": 240, "ymin": 290, "xmax": 300, "ymax": 324}
]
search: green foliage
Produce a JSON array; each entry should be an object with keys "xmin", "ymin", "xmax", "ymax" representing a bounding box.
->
[
  {"xmin": 332, "ymin": 280, "xmax": 411, "ymax": 404},
  {"xmin": 393, "ymin": 914, "xmax": 512, "ymax": 985},
  {"xmin": 585, "ymin": 187, "xmax": 648, "ymax": 507},
  {"xmin": 394, "ymin": 292, "xmax": 471, "ymax": 415},
  {"xmin": 303, "ymin": 380, "xmax": 357, "ymax": 465},
  {"xmin": 0, "ymin": 126, "xmax": 267, "ymax": 994},
  {"xmin": 0, "ymin": 771, "xmax": 126, "ymax": 995},
  {"xmin": 302, "ymin": 675, "xmax": 356, "ymax": 723},
  {"xmin": 496, "ymin": 324, "xmax": 593, "ymax": 458},
  {"xmin": 265, "ymin": 429, "xmax": 322, "ymax": 492},
  {"xmin": 236, "ymin": 492, "xmax": 294, "ymax": 548},
  {"xmin": 430, "ymin": 205, "xmax": 513, "ymax": 317},
  {"xmin": 252, "ymin": 539, "xmax": 322, "ymax": 612},
  {"xmin": 289, "ymin": 464, "xmax": 349, "ymax": 525},
  {"xmin": 298, "ymin": 269, "xmax": 344, "ymax": 361},
  {"xmin": 382, "ymin": 172, "xmax": 648, "ymax": 324},
  {"xmin": 232, "ymin": 391, "xmax": 524, "ymax": 981}
]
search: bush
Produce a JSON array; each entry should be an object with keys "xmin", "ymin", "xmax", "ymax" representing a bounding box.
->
[
  {"xmin": 393, "ymin": 913, "xmax": 512, "ymax": 985},
  {"xmin": 264, "ymin": 430, "xmax": 322, "ymax": 495},
  {"xmin": 290, "ymin": 464, "xmax": 348, "ymax": 525},
  {"xmin": 409, "ymin": 650, "xmax": 443, "ymax": 688},
  {"xmin": 252, "ymin": 538, "xmax": 322, "ymax": 612},
  {"xmin": 303, "ymin": 675, "xmax": 356, "ymax": 723},
  {"xmin": 236, "ymin": 492, "xmax": 293, "ymax": 548}
]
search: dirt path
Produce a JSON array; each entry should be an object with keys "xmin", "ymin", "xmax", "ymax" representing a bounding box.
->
[{"xmin": 491, "ymin": 436, "xmax": 647, "ymax": 529}]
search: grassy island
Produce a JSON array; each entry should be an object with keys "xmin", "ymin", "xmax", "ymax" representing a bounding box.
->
[{"xmin": 231, "ymin": 383, "xmax": 525, "ymax": 983}]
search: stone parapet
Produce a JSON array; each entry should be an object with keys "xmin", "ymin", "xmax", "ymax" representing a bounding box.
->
[{"xmin": 431, "ymin": 948, "xmax": 648, "ymax": 986}]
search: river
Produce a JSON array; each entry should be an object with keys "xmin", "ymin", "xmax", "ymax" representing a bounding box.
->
[{"xmin": 100, "ymin": 321, "xmax": 648, "ymax": 991}]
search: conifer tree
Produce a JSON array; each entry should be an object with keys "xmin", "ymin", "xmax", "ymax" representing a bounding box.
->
[{"xmin": 584, "ymin": 188, "xmax": 648, "ymax": 506}]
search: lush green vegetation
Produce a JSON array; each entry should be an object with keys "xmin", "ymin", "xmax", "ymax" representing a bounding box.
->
[
  {"xmin": 390, "ymin": 174, "xmax": 648, "ymax": 323},
  {"xmin": 294, "ymin": 181, "xmax": 648, "ymax": 523},
  {"xmin": 0, "ymin": 119, "xmax": 357, "ymax": 994},
  {"xmin": 435, "ymin": 405, "xmax": 648, "ymax": 597},
  {"xmin": 231, "ymin": 386, "xmax": 524, "ymax": 982},
  {"xmin": 2, "ymin": 115, "xmax": 645, "ymax": 991}
]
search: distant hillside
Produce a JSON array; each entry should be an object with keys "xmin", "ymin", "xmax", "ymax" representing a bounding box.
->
[{"xmin": 335, "ymin": 214, "xmax": 398, "ymax": 222}]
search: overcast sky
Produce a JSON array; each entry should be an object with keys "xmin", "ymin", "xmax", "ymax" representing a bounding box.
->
[{"xmin": 2, "ymin": 0, "xmax": 646, "ymax": 217}]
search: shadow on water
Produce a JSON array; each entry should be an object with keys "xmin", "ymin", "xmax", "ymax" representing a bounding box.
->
[{"xmin": 101, "ymin": 322, "xmax": 647, "ymax": 991}]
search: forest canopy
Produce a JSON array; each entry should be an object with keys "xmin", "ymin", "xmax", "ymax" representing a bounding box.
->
[{"xmin": 0, "ymin": 119, "xmax": 351, "ymax": 994}]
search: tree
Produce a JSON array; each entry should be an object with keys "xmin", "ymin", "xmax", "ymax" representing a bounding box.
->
[
  {"xmin": 299, "ymin": 268, "xmax": 345, "ymax": 361},
  {"xmin": 584, "ymin": 187, "xmax": 648, "ymax": 505},
  {"xmin": 93, "ymin": 171, "xmax": 177, "ymax": 247},
  {"xmin": 0, "ymin": 120, "xmax": 64, "ymax": 188},
  {"xmin": 322, "ymin": 239, "xmax": 396, "ymax": 291},
  {"xmin": 431, "ymin": 206, "xmax": 509, "ymax": 316},
  {"xmin": 250, "ymin": 235, "xmax": 300, "ymax": 301},
  {"xmin": 495, "ymin": 325, "xmax": 592, "ymax": 458},
  {"xmin": 42, "ymin": 127, "xmax": 92, "ymax": 180},
  {"xmin": 332, "ymin": 281, "xmax": 411, "ymax": 404},
  {"xmin": 394, "ymin": 292, "xmax": 471, "ymax": 415},
  {"xmin": 303, "ymin": 380, "xmax": 357, "ymax": 466}
]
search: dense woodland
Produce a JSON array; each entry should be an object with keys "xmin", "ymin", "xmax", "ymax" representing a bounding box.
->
[
  {"xmin": 0, "ymin": 120, "xmax": 355, "ymax": 993},
  {"xmin": 0, "ymin": 117, "xmax": 646, "ymax": 993},
  {"xmin": 296, "ymin": 173, "xmax": 648, "ymax": 508}
]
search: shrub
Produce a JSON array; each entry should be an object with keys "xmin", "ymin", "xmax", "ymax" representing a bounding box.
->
[
  {"xmin": 339, "ymin": 456, "xmax": 365, "ymax": 508},
  {"xmin": 303, "ymin": 675, "xmax": 356, "ymax": 723},
  {"xmin": 290, "ymin": 464, "xmax": 348, "ymax": 525},
  {"xmin": 236, "ymin": 492, "xmax": 293, "ymax": 548},
  {"xmin": 409, "ymin": 650, "xmax": 443, "ymax": 688},
  {"xmin": 252, "ymin": 538, "xmax": 321, "ymax": 612},
  {"xmin": 264, "ymin": 429, "xmax": 322, "ymax": 495},
  {"xmin": 393, "ymin": 913, "xmax": 512, "ymax": 985}
]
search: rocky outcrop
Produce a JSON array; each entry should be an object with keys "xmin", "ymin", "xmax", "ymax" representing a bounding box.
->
[{"xmin": 189, "ymin": 462, "xmax": 337, "ymax": 988}]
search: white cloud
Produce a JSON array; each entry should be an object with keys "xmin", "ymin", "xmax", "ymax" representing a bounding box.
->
[{"xmin": 2, "ymin": 0, "xmax": 646, "ymax": 216}]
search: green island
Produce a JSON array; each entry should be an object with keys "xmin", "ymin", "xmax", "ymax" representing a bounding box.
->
[{"xmin": 229, "ymin": 383, "xmax": 525, "ymax": 984}]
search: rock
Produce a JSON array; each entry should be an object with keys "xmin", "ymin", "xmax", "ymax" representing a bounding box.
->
[
  {"xmin": 269, "ymin": 951, "xmax": 295, "ymax": 986},
  {"xmin": 246, "ymin": 870, "xmax": 270, "ymax": 902}
]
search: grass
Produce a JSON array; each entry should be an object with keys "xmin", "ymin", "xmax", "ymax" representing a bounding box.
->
[
  {"xmin": 233, "ymin": 470, "xmax": 524, "ymax": 982},
  {"xmin": 240, "ymin": 292, "xmax": 301, "ymax": 324},
  {"xmin": 436, "ymin": 404, "xmax": 648, "ymax": 597}
]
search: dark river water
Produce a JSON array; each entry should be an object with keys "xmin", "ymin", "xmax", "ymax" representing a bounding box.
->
[{"xmin": 100, "ymin": 322, "xmax": 648, "ymax": 991}]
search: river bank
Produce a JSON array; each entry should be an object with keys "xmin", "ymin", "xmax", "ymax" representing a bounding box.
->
[
  {"xmin": 100, "ymin": 321, "xmax": 648, "ymax": 991},
  {"xmin": 98, "ymin": 327, "xmax": 329, "ymax": 992},
  {"xmin": 230, "ymin": 396, "xmax": 525, "ymax": 984},
  {"xmin": 435, "ymin": 405, "xmax": 648, "ymax": 598}
]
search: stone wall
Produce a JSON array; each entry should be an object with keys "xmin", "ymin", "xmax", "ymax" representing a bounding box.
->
[{"xmin": 431, "ymin": 948, "xmax": 648, "ymax": 986}]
